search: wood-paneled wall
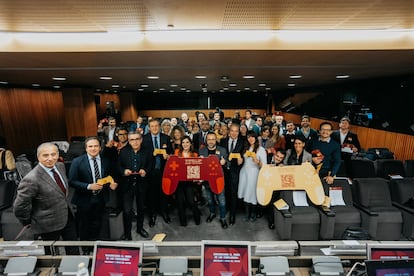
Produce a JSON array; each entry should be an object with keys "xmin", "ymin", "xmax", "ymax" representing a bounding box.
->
[{"xmin": 0, "ymin": 88, "xmax": 67, "ymax": 154}]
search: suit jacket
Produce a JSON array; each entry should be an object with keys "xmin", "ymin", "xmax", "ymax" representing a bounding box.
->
[
  {"xmin": 97, "ymin": 126, "xmax": 119, "ymax": 143},
  {"xmin": 69, "ymin": 153, "xmax": 112, "ymax": 207},
  {"xmin": 283, "ymin": 149, "xmax": 313, "ymax": 165},
  {"xmin": 142, "ymin": 132, "xmax": 173, "ymax": 172},
  {"xmin": 331, "ymin": 130, "xmax": 361, "ymax": 152},
  {"xmin": 14, "ymin": 162, "xmax": 71, "ymax": 234},
  {"xmin": 219, "ymin": 137, "xmax": 245, "ymax": 173}
]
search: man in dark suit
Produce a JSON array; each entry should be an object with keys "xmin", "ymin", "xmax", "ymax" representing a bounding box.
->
[
  {"xmin": 331, "ymin": 116, "xmax": 361, "ymax": 177},
  {"xmin": 142, "ymin": 119, "xmax": 173, "ymax": 227},
  {"xmin": 219, "ymin": 123, "xmax": 244, "ymax": 225},
  {"xmin": 192, "ymin": 119, "xmax": 211, "ymax": 151},
  {"xmin": 97, "ymin": 116, "xmax": 119, "ymax": 144},
  {"xmin": 118, "ymin": 132, "xmax": 152, "ymax": 239},
  {"xmin": 14, "ymin": 142, "xmax": 78, "ymax": 254},
  {"xmin": 69, "ymin": 136, "xmax": 118, "ymax": 242}
]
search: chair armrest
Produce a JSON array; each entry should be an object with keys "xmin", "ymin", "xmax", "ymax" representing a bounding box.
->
[
  {"xmin": 392, "ymin": 201, "xmax": 414, "ymax": 214},
  {"xmin": 353, "ymin": 202, "xmax": 379, "ymax": 216},
  {"xmin": 319, "ymin": 206, "xmax": 335, "ymax": 217}
]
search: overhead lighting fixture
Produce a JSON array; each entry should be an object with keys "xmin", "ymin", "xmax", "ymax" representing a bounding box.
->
[
  {"xmin": 180, "ymin": 88, "xmax": 186, "ymax": 91},
  {"xmin": 223, "ymin": 87, "xmax": 229, "ymax": 90},
  {"xmin": 147, "ymin": 76, "xmax": 159, "ymax": 79},
  {"xmin": 0, "ymin": 81, "xmax": 8, "ymax": 84},
  {"xmin": 253, "ymin": 89, "xmax": 258, "ymax": 92},
  {"xmin": 170, "ymin": 84, "xmax": 178, "ymax": 87},
  {"xmin": 220, "ymin": 76, "xmax": 230, "ymax": 81},
  {"xmin": 244, "ymin": 87, "xmax": 250, "ymax": 90},
  {"xmin": 289, "ymin": 75, "xmax": 302, "ymax": 79},
  {"xmin": 169, "ymin": 90, "xmax": 174, "ymax": 93},
  {"xmin": 53, "ymin": 85, "xmax": 61, "ymax": 89},
  {"xmin": 32, "ymin": 83, "xmax": 40, "ymax": 87},
  {"xmin": 52, "ymin": 77, "xmax": 66, "ymax": 81},
  {"xmin": 186, "ymin": 90, "xmax": 191, "ymax": 93},
  {"xmin": 112, "ymin": 84, "xmax": 120, "ymax": 88},
  {"xmin": 100, "ymin": 76, "xmax": 112, "ymax": 80},
  {"xmin": 229, "ymin": 83, "xmax": 237, "ymax": 87},
  {"xmin": 195, "ymin": 75, "xmax": 207, "ymax": 79},
  {"xmin": 236, "ymin": 89, "xmax": 241, "ymax": 92},
  {"xmin": 159, "ymin": 88, "xmax": 165, "ymax": 91},
  {"xmin": 266, "ymin": 87, "xmax": 271, "ymax": 90},
  {"xmin": 336, "ymin": 75, "xmax": 350, "ymax": 79},
  {"xmin": 288, "ymin": 83, "xmax": 296, "ymax": 87},
  {"xmin": 138, "ymin": 88, "xmax": 144, "ymax": 91},
  {"xmin": 258, "ymin": 83, "xmax": 267, "ymax": 87},
  {"xmin": 243, "ymin": 75, "xmax": 255, "ymax": 79},
  {"xmin": 140, "ymin": 84, "xmax": 149, "ymax": 88}
]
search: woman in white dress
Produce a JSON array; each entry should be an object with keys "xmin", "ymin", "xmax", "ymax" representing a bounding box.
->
[{"xmin": 238, "ymin": 130, "xmax": 267, "ymax": 221}]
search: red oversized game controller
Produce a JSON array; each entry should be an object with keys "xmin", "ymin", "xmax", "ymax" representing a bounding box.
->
[{"xmin": 162, "ymin": 155, "xmax": 225, "ymax": 195}]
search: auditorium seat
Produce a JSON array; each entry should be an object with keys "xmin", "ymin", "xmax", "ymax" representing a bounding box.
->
[
  {"xmin": 353, "ymin": 178, "xmax": 403, "ymax": 240},
  {"xmin": 350, "ymin": 159, "xmax": 376, "ymax": 178},
  {"xmin": 319, "ymin": 178, "xmax": 361, "ymax": 240},
  {"xmin": 274, "ymin": 190, "xmax": 320, "ymax": 240},
  {"xmin": 388, "ymin": 178, "xmax": 414, "ymax": 239},
  {"xmin": 404, "ymin": 160, "xmax": 414, "ymax": 177},
  {"xmin": 375, "ymin": 159, "xmax": 405, "ymax": 179}
]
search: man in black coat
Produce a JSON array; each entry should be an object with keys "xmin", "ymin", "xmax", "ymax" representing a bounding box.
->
[{"xmin": 142, "ymin": 119, "xmax": 173, "ymax": 227}]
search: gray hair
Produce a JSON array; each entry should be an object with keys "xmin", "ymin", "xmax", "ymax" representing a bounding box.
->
[{"xmin": 37, "ymin": 142, "xmax": 58, "ymax": 157}]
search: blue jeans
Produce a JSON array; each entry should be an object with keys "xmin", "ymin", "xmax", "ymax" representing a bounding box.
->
[{"xmin": 203, "ymin": 183, "xmax": 226, "ymax": 219}]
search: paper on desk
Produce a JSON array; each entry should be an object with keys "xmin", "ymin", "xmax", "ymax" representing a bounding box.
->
[
  {"xmin": 320, "ymin": 248, "xmax": 333, "ymax": 255},
  {"xmin": 16, "ymin": 241, "xmax": 34, "ymax": 246},
  {"xmin": 342, "ymin": 240, "xmax": 360, "ymax": 246},
  {"xmin": 341, "ymin": 147, "xmax": 353, "ymax": 154},
  {"xmin": 329, "ymin": 187, "xmax": 346, "ymax": 206},
  {"xmin": 293, "ymin": 191, "xmax": 308, "ymax": 206}
]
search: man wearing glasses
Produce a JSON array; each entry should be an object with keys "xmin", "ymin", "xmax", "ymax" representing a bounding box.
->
[
  {"xmin": 310, "ymin": 122, "xmax": 341, "ymax": 184},
  {"xmin": 118, "ymin": 132, "xmax": 152, "ymax": 239}
]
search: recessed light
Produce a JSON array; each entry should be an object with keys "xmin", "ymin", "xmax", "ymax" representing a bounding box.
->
[
  {"xmin": 32, "ymin": 83, "xmax": 40, "ymax": 87},
  {"xmin": 289, "ymin": 75, "xmax": 302, "ymax": 79},
  {"xmin": 266, "ymin": 87, "xmax": 271, "ymax": 90},
  {"xmin": 96, "ymin": 89, "xmax": 101, "ymax": 92},
  {"xmin": 336, "ymin": 75, "xmax": 350, "ymax": 79},
  {"xmin": 159, "ymin": 88, "xmax": 165, "ymax": 91},
  {"xmin": 53, "ymin": 85, "xmax": 61, "ymax": 89},
  {"xmin": 244, "ymin": 87, "xmax": 250, "ymax": 90},
  {"xmin": 253, "ymin": 89, "xmax": 258, "ymax": 92},
  {"xmin": 105, "ymin": 89, "xmax": 110, "ymax": 92},
  {"xmin": 52, "ymin": 77, "xmax": 66, "ymax": 81},
  {"xmin": 153, "ymin": 90, "xmax": 158, "ymax": 93},
  {"xmin": 100, "ymin": 76, "xmax": 112, "ymax": 80},
  {"xmin": 113, "ymin": 90, "xmax": 118, "ymax": 93},
  {"xmin": 180, "ymin": 88, "xmax": 186, "ymax": 91},
  {"xmin": 0, "ymin": 81, "xmax": 8, "ymax": 84},
  {"xmin": 138, "ymin": 88, "xmax": 144, "ymax": 91},
  {"xmin": 112, "ymin": 84, "xmax": 120, "ymax": 88},
  {"xmin": 147, "ymin": 76, "xmax": 159, "ymax": 79},
  {"xmin": 288, "ymin": 83, "xmax": 296, "ymax": 87},
  {"xmin": 223, "ymin": 87, "xmax": 229, "ymax": 90},
  {"xmin": 195, "ymin": 75, "xmax": 207, "ymax": 79},
  {"xmin": 258, "ymin": 83, "xmax": 267, "ymax": 87},
  {"xmin": 169, "ymin": 90, "xmax": 174, "ymax": 93},
  {"xmin": 243, "ymin": 75, "xmax": 255, "ymax": 79},
  {"xmin": 170, "ymin": 84, "xmax": 178, "ymax": 87},
  {"xmin": 229, "ymin": 83, "xmax": 237, "ymax": 87},
  {"xmin": 140, "ymin": 84, "xmax": 149, "ymax": 88},
  {"xmin": 186, "ymin": 90, "xmax": 191, "ymax": 93},
  {"xmin": 236, "ymin": 89, "xmax": 241, "ymax": 92}
]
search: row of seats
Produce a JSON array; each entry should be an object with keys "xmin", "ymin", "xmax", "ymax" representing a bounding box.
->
[
  {"xmin": 274, "ymin": 177, "xmax": 414, "ymax": 241},
  {"xmin": 339, "ymin": 158, "xmax": 413, "ymax": 179}
]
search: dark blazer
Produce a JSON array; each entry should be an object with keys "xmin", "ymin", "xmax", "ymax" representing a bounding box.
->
[
  {"xmin": 219, "ymin": 137, "xmax": 245, "ymax": 173},
  {"xmin": 142, "ymin": 132, "xmax": 173, "ymax": 171},
  {"xmin": 199, "ymin": 145, "xmax": 229, "ymax": 167},
  {"xmin": 14, "ymin": 162, "xmax": 72, "ymax": 234},
  {"xmin": 331, "ymin": 130, "xmax": 361, "ymax": 152},
  {"xmin": 69, "ymin": 154, "xmax": 112, "ymax": 208}
]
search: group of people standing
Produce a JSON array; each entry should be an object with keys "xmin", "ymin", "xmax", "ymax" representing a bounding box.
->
[{"xmin": 12, "ymin": 109, "xmax": 361, "ymax": 248}]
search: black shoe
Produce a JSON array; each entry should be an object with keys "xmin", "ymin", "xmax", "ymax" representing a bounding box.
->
[
  {"xmin": 195, "ymin": 215, "xmax": 201, "ymax": 225},
  {"xmin": 137, "ymin": 228, "xmax": 149, "ymax": 238},
  {"xmin": 268, "ymin": 223, "xmax": 275, "ymax": 229},
  {"xmin": 206, "ymin": 213, "xmax": 216, "ymax": 223},
  {"xmin": 220, "ymin": 219, "xmax": 228, "ymax": 229},
  {"xmin": 229, "ymin": 215, "xmax": 235, "ymax": 226},
  {"xmin": 149, "ymin": 215, "xmax": 156, "ymax": 227},
  {"xmin": 162, "ymin": 214, "xmax": 171, "ymax": 224},
  {"xmin": 124, "ymin": 233, "xmax": 132, "ymax": 241}
]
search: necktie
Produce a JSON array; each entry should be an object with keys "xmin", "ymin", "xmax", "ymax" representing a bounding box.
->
[
  {"xmin": 154, "ymin": 136, "xmax": 161, "ymax": 169},
  {"xmin": 93, "ymin": 158, "xmax": 100, "ymax": 181},
  {"xmin": 230, "ymin": 139, "xmax": 235, "ymax": 153},
  {"xmin": 51, "ymin": 169, "xmax": 66, "ymax": 195},
  {"xmin": 203, "ymin": 132, "xmax": 207, "ymax": 143}
]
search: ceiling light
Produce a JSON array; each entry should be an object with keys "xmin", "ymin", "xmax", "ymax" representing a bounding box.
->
[
  {"xmin": 219, "ymin": 89, "xmax": 224, "ymax": 93},
  {"xmin": 147, "ymin": 76, "xmax": 159, "ymax": 79},
  {"xmin": 180, "ymin": 88, "xmax": 186, "ymax": 91},
  {"xmin": 112, "ymin": 84, "xmax": 120, "ymax": 88},
  {"xmin": 138, "ymin": 88, "xmax": 144, "ymax": 91},
  {"xmin": 159, "ymin": 88, "xmax": 165, "ymax": 91},
  {"xmin": 0, "ymin": 81, "xmax": 8, "ymax": 84},
  {"xmin": 195, "ymin": 75, "xmax": 207, "ymax": 79},
  {"xmin": 100, "ymin": 76, "xmax": 112, "ymax": 80},
  {"xmin": 52, "ymin": 77, "xmax": 66, "ymax": 81},
  {"xmin": 244, "ymin": 87, "xmax": 250, "ymax": 90},
  {"xmin": 153, "ymin": 90, "xmax": 158, "ymax": 93},
  {"xmin": 186, "ymin": 90, "xmax": 191, "ymax": 93},
  {"xmin": 32, "ymin": 83, "xmax": 40, "ymax": 87},
  {"xmin": 288, "ymin": 83, "xmax": 296, "ymax": 87},
  {"xmin": 258, "ymin": 83, "xmax": 267, "ymax": 87},
  {"xmin": 96, "ymin": 89, "xmax": 101, "ymax": 92},
  {"xmin": 53, "ymin": 85, "xmax": 60, "ymax": 89},
  {"xmin": 105, "ymin": 89, "xmax": 109, "ymax": 92},
  {"xmin": 336, "ymin": 75, "xmax": 350, "ymax": 79},
  {"xmin": 220, "ymin": 76, "xmax": 230, "ymax": 81},
  {"xmin": 229, "ymin": 83, "xmax": 237, "ymax": 87},
  {"xmin": 236, "ymin": 89, "xmax": 241, "ymax": 92},
  {"xmin": 243, "ymin": 75, "xmax": 255, "ymax": 79},
  {"xmin": 253, "ymin": 89, "xmax": 258, "ymax": 92},
  {"xmin": 170, "ymin": 84, "xmax": 178, "ymax": 87},
  {"xmin": 140, "ymin": 84, "xmax": 149, "ymax": 88},
  {"xmin": 223, "ymin": 87, "xmax": 229, "ymax": 90},
  {"xmin": 289, "ymin": 75, "xmax": 302, "ymax": 79},
  {"xmin": 169, "ymin": 90, "xmax": 174, "ymax": 93},
  {"xmin": 266, "ymin": 87, "xmax": 271, "ymax": 90}
]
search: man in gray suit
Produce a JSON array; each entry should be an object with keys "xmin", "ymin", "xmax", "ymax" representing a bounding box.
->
[{"xmin": 14, "ymin": 142, "xmax": 78, "ymax": 254}]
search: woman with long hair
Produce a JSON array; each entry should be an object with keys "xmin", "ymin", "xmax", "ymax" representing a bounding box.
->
[
  {"xmin": 170, "ymin": 125, "xmax": 186, "ymax": 151},
  {"xmin": 238, "ymin": 131, "xmax": 267, "ymax": 222},
  {"xmin": 174, "ymin": 136, "xmax": 201, "ymax": 226}
]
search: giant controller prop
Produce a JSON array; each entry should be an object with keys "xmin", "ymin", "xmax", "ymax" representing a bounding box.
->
[
  {"xmin": 162, "ymin": 155, "xmax": 225, "ymax": 195},
  {"xmin": 256, "ymin": 162, "xmax": 325, "ymax": 206}
]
